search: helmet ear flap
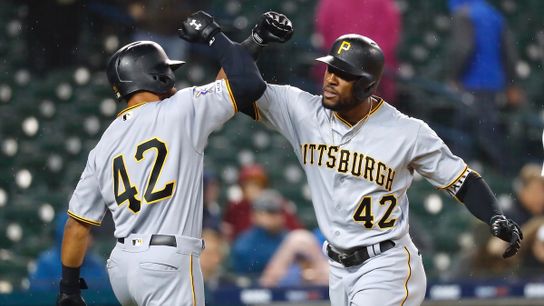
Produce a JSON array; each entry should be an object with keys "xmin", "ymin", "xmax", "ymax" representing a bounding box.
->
[
  {"xmin": 153, "ymin": 74, "xmax": 174, "ymax": 87},
  {"xmin": 353, "ymin": 77, "xmax": 377, "ymax": 101}
]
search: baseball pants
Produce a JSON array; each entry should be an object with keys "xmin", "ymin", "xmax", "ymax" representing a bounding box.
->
[
  {"xmin": 107, "ymin": 234, "xmax": 205, "ymax": 306},
  {"xmin": 327, "ymin": 234, "xmax": 426, "ymax": 306}
]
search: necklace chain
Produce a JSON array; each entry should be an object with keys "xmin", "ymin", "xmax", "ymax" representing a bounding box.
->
[{"xmin": 329, "ymin": 97, "xmax": 375, "ymax": 147}]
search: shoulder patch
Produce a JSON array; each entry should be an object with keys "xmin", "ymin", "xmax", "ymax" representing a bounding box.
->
[
  {"xmin": 193, "ymin": 80, "xmax": 223, "ymax": 98},
  {"xmin": 122, "ymin": 111, "xmax": 133, "ymax": 121}
]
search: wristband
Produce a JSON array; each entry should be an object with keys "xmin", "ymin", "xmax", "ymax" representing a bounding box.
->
[{"xmin": 60, "ymin": 265, "xmax": 82, "ymax": 294}]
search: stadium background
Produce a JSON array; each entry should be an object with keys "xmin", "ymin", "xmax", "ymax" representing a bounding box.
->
[{"xmin": 0, "ymin": 0, "xmax": 543, "ymax": 305}]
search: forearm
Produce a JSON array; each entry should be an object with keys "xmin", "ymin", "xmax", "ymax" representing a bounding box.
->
[
  {"xmin": 240, "ymin": 35, "xmax": 265, "ymax": 60},
  {"xmin": 218, "ymin": 36, "xmax": 263, "ymax": 116},
  {"xmin": 209, "ymin": 32, "xmax": 266, "ymax": 109},
  {"xmin": 61, "ymin": 217, "xmax": 91, "ymax": 267},
  {"xmin": 455, "ymin": 172, "xmax": 503, "ymax": 225}
]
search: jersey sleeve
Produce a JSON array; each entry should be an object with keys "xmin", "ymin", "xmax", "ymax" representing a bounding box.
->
[
  {"xmin": 67, "ymin": 149, "xmax": 107, "ymax": 226},
  {"xmin": 254, "ymin": 84, "xmax": 313, "ymax": 145},
  {"xmin": 185, "ymin": 79, "xmax": 237, "ymax": 152},
  {"xmin": 409, "ymin": 121, "xmax": 468, "ymax": 190}
]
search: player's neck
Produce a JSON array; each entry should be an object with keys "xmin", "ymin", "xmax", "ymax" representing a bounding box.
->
[
  {"xmin": 126, "ymin": 92, "xmax": 162, "ymax": 108},
  {"xmin": 337, "ymin": 97, "xmax": 373, "ymax": 126}
]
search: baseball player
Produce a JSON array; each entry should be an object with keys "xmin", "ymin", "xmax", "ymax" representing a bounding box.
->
[
  {"xmin": 55, "ymin": 11, "xmax": 267, "ymax": 306},
  {"xmin": 236, "ymin": 29, "xmax": 523, "ymax": 305}
]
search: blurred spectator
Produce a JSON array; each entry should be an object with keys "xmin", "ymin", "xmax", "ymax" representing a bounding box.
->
[
  {"xmin": 409, "ymin": 213, "xmax": 435, "ymax": 256},
  {"xmin": 504, "ymin": 164, "xmax": 544, "ymax": 226},
  {"xmin": 222, "ymin": 164, "xmax": 302, "ymax": 241},
  {"xmin": 125, "ymin": 0, "xmax": 202, "ymax": 59},
  {"xmin": 200, "ymin": 228, "xmax": 233, "ymax": 290},
  {"xmin": 314, "ymin": 0, "xmax": 401, "ymax": 104},
  {"xmin": 230, "ymin": 190, "xmax": 289, "ymax": 277},
  {"xmin": 28, "ymin": 213, "xmax": 109, "ymax": 291},
  {"xmin": 448, "ymin": 222, "xmax": 519, "ymax": 280},
  {"xmin": 23, "ymin": 0, "xmax": 83, "ymax": 74},
  {"xmin": 203, "ymin": 171, "xmax": 222, "ymax": 232},
  {"xmin": 517, "ymin": 217, "xmax": 544, "ymax": 280},
  {"xmin": 447, "ymin": 0, "xmax": 523, "ymax": 173},
  {"xmin": 259, "ymin": 229, "xmax": 329, "ymax": 287}
]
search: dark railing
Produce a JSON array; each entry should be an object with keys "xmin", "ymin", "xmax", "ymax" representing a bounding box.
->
[{"xmin": 2, "ymin": 281, "xmax": 544, "ymax": 306}]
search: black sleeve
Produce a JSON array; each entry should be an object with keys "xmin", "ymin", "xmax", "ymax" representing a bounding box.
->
[
  {"xmin": 240, "ymin": 36, "xmax": 264, "ymax": 61},
  {"xmin": 237, "ymin": 36, "xmax": 265, "ymax": 119},
  {"xmin": 455, "ymin": 172, "xmax": 503, "ymax": 225},
  {"xmin": 447, "ymin": 12, "xmax": 475, "ymax": 81},
  {"xmin": 209, "ymin": 32, "xmax": 266, "ymax": 111}
]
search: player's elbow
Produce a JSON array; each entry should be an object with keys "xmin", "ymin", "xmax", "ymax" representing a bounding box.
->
[
  {"xmin": 224, "ymin": 42, "xmax": 266, "ymax": 109},
  {"xmin": 246, "ymin": 76, "xmax": 266, "ymax": 101},
  {"xmin": 65, "ymin": 217, "xmax": 92, "ymax": 238},
  {"xmin": 230, "ymin": 76, "xmax": 266, "ymax": 110}
]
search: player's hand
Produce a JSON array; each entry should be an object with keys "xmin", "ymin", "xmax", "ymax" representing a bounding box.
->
[
  {"xmin": 56, "ymin": 293, "xmax": 87, "ymax": 306},
  {"xmin": 490, "ymin": 215, "xmax": 523, "ymax": 258},
  {"xmin": 178, "ymin": 11, "xmax": 221, "ymax": 44},
  {"xmin": 57, "ymin": 277, "xmax": 88, "ymax": 306},
  {"xmin": 251, "ymin": 11, "xmax": 293, "ymax": 45}
]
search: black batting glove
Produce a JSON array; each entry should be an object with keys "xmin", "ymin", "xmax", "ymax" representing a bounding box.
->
[
  {"xmin": 56, "ymin": 277, "xmax": 88, "ymax": 306},
  {"xmin": 56, "ymin": 293, "xmax": 87, "ymax": 306},
  {"xmin": 490, "ymin": 215, "xmax": 523, "ymax": 258},
  {"xmin": 178, "ymin": 11, "xmax": 221, "ymax": 44},
  {"xmin": 251, "ymin": 11, "xmax": 294, "ymax": 45}
]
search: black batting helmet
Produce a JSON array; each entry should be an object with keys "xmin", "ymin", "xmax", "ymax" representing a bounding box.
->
[
  {"xmin": 106, "ymin": 41, "xmax": 185, "ymax": 101},
  {"xmin": 316, "ymin": 34, "xmax": 384, "ymax": 100}
]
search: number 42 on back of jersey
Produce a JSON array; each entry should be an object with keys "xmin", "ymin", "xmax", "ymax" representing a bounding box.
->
[{"xmin": 112, "ymin": 138, "xmax": 175, "ymax": 213}]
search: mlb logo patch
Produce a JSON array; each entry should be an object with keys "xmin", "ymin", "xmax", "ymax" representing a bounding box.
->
[
  {"xmin": 122, "ymin": 112, "xmax": 133, "ymax": 121},
  {"xmin": 131, "ymin": 238, "xmax": 144, "ymax": 246}
]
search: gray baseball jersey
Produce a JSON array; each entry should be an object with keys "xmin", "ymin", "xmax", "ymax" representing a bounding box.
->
[
  {"xmin": 255, "ymin": 84, "xmax": 470, "ymax": 305},
  {"xmin": 67, "ymin": 79, "xmax": 236, "ymax": 306},
  {"xmin": 255, "ymin": 84, "xmax": 468, "ymax": 249},
  {"xmin": 67, "ymin": 79, "xmax": 236, "ymax": 238}
]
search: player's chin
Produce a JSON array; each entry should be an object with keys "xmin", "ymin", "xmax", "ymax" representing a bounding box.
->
[{"xmin": 321, "ymin": 96, "xmax": 340, "ymax": 110}]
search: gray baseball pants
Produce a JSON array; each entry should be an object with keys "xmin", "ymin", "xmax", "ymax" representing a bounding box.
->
[{"xmin": 107, "ymin": 234, "xmax": 205, "ymax": 306}]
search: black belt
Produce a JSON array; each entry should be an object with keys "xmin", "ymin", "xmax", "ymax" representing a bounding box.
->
[
  {"xmin": 327, "ymin": 240, "xmax": 395, "ymax": 267},
  {"xmin": 117, "ymin": 234, "xmax": 177, "ymax": 247}
]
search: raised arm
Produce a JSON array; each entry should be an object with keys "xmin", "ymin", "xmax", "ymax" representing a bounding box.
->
[
  {"xmin": 217, "ymin": 11, "xmax": 294, "ymax": 118},
  {"xmin": 216, "ymin": 11, "xmax": 293, "ymax": 81},
  {"xmin": 178, "ymin": 11, "xmax": 266, "ymax": 110}
]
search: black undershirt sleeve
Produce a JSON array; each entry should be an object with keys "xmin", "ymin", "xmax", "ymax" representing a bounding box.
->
[
  {"xmin": 455, "ymin": 172, "xmax": 503, "ymax": 225},
  {"xmin": 209, "ymin": 32, "xmax": 266, "ymax": 111},
  {"xmin": 240, "ymin": 36, "xmax": 265, "ymax": 61},
  {"xmin": 237, "ymin": 36, "xmax": 265, "ymax": 119}
]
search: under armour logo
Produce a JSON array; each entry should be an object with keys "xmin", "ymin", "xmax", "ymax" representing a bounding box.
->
[{"xmin": 189, "ymin": 19, "xmax": 202, "ymax": 30}]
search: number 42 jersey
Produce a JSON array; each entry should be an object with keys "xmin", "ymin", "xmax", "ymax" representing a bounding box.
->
[
  {"xmin": 67, "ymin": 80, "xmax": 237, "ymax": 239},
  {"xmin": 254, "ymin": 84, "xmax": 469, "ymax": 250}
]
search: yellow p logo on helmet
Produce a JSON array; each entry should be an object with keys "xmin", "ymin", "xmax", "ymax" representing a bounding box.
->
[{"xmin": 337, "ymin": 41, "xmax": 351, "ymax": 55}]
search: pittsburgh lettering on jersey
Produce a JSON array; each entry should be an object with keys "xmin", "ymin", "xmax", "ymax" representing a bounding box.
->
[{"xmin": 301, "ymin": 143, "xmax": 395, "ymax": 191}]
